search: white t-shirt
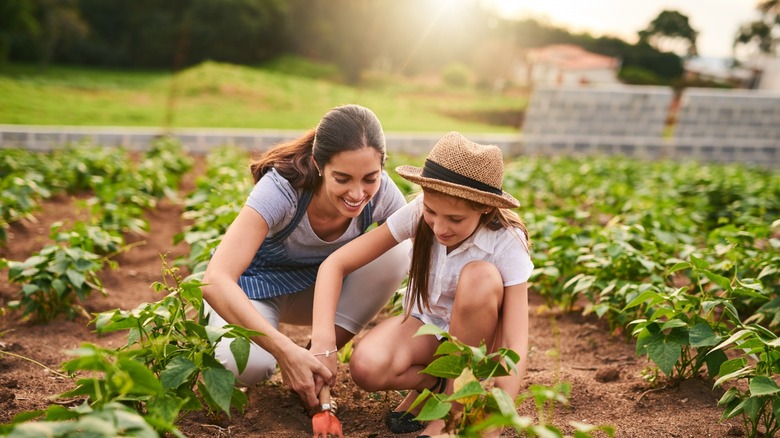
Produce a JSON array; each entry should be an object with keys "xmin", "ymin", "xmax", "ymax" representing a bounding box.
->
[{"xmin": 386, "ymin": 195, "xmax": 533, "ymax": 332}]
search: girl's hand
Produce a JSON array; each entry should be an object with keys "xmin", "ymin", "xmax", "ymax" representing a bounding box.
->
[{"xmin": 276, "ymin": 343, "xmax": 332, "ymax": 408}]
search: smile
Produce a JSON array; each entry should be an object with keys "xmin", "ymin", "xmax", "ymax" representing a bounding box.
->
[{"xmin": 342, "ymin": 197, "xmax": 365, "ymax": 208}]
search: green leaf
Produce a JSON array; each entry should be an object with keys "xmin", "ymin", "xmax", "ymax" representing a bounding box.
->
[
  {"xmin": 702, "ymin": 270, "xmax": 731, "ymax": 292},
  {"xmin": 421, "ymin": 355, "xmax": 465, "ymax": 379},
  {"xmin": 146, "ymin": 393, "xmax": 188, "ymax": 426},
  {"xmin": 434, "ymin": 340, "xmax": 461, "ymax": 356},
  {"xmin": 415, "ymin": 396, "xmax": 451, "ymax": 421},
  {"xmin": 635, "ymin": 327, "xmax": 663, "ymax": 356},
  {"xmin": 714, "ymin": 364, "xmax": 753, "ymax": 388},
  {"xmin": 444, "ymin": 380, "xmax": 485, "ymax": 403},
  {"xmin": 231, "ymin": 386, "xmax": 248, "ymax": 414},
  {"xmin": 104, "ymin": 405, "xmax": 158, "ymax": 438},
  {"xmin": 750, "ymin": 376, "xmax": 780, "ymax": 396},
  {"xmin": 712, "ymin": 329, "xmax": 752, "ymax": 352},
  {"xmin": 66, "ymin": 269, "xmax": 86, "ymax": 289},
  {"xmin": 646, "ymin": 341, "xmax": 681, "ymax": 376},
  {"xmin": 705, "ymin": 349, "xmax": 728, "ymax": 380},
  {"xmin": 744, "ymin": 396, "xmax": 763, "ymax": 422},
  {"xmin": 718, "ymin": 387, "xmax": 739, "ymax": 406},
  {"xmin": 8, "ymin": 409, "xmax": 46, "ymax": 424},
  {"xmin": 690, "ymin": 254, "xmax": 708, "ymax": 270},
  {"xmin": 660, "ymin": 319, "xmax": 688, "ymax": 331},
  {"xmin": 230, "ymin": 338, "xmax": 251, "ymax": 375},
  {"xmin": 491, "ymin": 387, "xmax": 519, "ymax": 417},
  {"xmin": 160, "ymin": 356, "xmax": 198, "ymax": 390},
  {"xmin": 414, "ymin": 324, "xmax": 447, "ymax": 339},
  {"xmin": 201, "ymin": 367, "xmax": 236, "ymax": 414},
  {"xmin": 623, "ymin": 290, "xmax": 662, "ymax": 311},
  {"xmin": 689, "ymin": 323, "xmax": 721, "ymax": 348},
  {"xmin": 118, "ymin": 359, "xmax": 164, "ymax": 395},
  {"xmin": 205, "ymin": 325, "xmax": 231, "ymax": 344}
]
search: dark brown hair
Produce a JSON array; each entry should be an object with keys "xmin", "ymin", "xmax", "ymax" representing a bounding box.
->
[
  {"xmin": 249, "ymin": 104, "xmax": 386, "ymax": 188},
  {"xmin": 404, "ymin": 189, "xmax": 530, "ymax": 319}
]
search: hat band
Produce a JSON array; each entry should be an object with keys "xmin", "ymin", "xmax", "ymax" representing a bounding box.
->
[{"xmin": 421, "ymin": 159, "xmax": 502, "ymax": 195}]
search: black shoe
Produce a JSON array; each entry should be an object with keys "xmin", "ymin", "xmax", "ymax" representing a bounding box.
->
[{"xmin": 386, "ymin": 411, "xmax": 424, "ymax": 434}]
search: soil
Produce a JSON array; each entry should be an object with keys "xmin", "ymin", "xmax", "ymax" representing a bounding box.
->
[{"xmin": 0, "ymin": 156, "xmax": 745, "ymax": 438}]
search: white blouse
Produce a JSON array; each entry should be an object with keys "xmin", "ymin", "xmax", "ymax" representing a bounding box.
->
[{"xmin": 386, "ymin": 195, "xmax": 533, "ymax": 332}]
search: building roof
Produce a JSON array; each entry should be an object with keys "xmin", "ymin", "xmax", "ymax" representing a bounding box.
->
[{"xmin": 527, "ymin": 44, "xmax": 620, "ymax": 71}]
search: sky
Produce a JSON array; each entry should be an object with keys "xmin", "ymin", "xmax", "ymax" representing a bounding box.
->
[{"xmin": 483, "ymin": 0, "xmax": 762, "ymax": 59}]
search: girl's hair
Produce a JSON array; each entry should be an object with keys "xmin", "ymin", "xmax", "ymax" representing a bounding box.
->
[
  {"xmin": 404, "ymin": 188, "xmax": 530, "ymax": 319},
  {"xmin": 249, "ymin": 104, "xmax": 386, "ymax": 188}
]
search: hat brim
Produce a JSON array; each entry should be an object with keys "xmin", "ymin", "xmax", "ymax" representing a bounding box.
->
[{"xmin": 396, "ymin": 165, "xmax": 520, "ymax": 209}]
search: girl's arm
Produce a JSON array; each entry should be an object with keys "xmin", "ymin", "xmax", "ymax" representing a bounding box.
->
[
  {"xmin": 495, "ymin": 282, "xmax": 529, "ymax": 399},
  {"xmin": 310, "ymin": 223, "xmax": 401, "ymax": 374},
  {"xmin": 202, "ymin": 206, "xmax": 329, "ymax": 407}
]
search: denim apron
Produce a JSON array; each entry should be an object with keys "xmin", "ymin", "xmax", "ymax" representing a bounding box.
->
[{"xmin": 238, "ymin": 190, "xmax": 374, "ymax": 299}]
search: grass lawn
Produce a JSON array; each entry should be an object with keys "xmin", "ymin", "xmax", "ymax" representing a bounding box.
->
[{"xmin": 0, "ymin": 58, "xmax": 528, "ymax": 133}]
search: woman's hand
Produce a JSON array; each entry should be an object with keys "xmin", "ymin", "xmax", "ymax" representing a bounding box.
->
[
  {"xmin": 276, "ymin": 342, "xmax": 332, "ymax": 408},
  {"xmin": 311, "ymin": 345, "xmax": 339, "ymax": 386}
]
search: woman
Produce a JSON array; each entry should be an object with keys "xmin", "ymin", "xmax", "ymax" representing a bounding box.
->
[
  {"xmin": 202, "ymin": 104, "xmax": 411, "ymax": 409},
  {"xmin": 311, "ymin": 132, "xmax": 532, "ymax": 436}
]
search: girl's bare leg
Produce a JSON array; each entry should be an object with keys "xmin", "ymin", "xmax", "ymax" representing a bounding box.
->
[
  {"xmin": 420, "ymin": 261, "xmax": 504, "ymax": 437},
  {"xmin": 350, "ymin": 314, "xmax": 441, "ymax": 393}
]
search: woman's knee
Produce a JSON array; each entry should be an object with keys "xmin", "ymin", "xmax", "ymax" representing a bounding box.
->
[{"xmin": 215, "ymin": 339, "xmax": 276, "ymax": 386}]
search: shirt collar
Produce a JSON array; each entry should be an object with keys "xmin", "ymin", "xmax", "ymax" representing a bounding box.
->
[{"xmin": 447, "ymin": 225, "xmax": 494, "ymax": 256}]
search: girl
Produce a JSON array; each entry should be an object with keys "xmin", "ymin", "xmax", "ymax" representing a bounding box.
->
[
  {"xmin": 311, "ymin": 131, "xmax": 533, "ymax": 436},
  {"xmin": 202, "ymin": 104, "xmax": 411, "ymax": 410}
]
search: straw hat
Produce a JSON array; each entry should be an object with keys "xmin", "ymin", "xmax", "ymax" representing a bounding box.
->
[{"xmin": 395, "ymin": 132, "xmax": 520, "ymax": 208}]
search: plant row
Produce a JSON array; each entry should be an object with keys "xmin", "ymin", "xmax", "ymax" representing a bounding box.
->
[
  {"xmin": 3, "ymin": 146, "xmax": 776, "ymax": 436},
  {"xmin": 499, "ymin": 156, "xmax": 779, "ymax": 437},
  {"xmin": 1, "ymin": 138, "xmax": 193, "ymax": 321}
]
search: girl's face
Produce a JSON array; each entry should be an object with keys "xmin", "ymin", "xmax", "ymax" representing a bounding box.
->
[
  {"xmin": 422, "ymin": 190, "xmax": 486, "ymax": 252},
  {"xmin": 319, "ymin": 147, "xmax": 383, "ymax": 218}
]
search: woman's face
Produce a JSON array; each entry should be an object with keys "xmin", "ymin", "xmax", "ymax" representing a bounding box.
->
[
  {"xmin": 319, "ymin": 147, "xmax": 383, "ymax": 218},
  {"xmin": 422, "ymin": 190, "xmax": 485, "ymax": 251}
]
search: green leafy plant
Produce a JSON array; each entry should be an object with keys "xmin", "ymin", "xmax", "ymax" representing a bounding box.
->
[
  {"xmin": 92, "ymin": 258, "xmax": 259, "ymax": 417},
  {"xmin": 409, "ymin": 325, "xmax": 613, "ymax": 437},
  {"xmin": 1, "ymin": 401, "xmax": 167, "ymax": 438},
  {"xmin": 56, "ymin": 343, "xmax": 185, "ymax": 436},
  {"xmin": 5, "ymin": 242, "xmax": 105, "ymax": 322},
  {"xmin": 624, "ymin": 254, "xmax": 755, "ymax": 384},
  {"xmin": 712, "ymin": 324, "xmax": 780, "ymax": 438}
]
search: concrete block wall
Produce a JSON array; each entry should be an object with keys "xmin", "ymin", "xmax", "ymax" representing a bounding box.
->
[
  {"xmin": 674, "ymin": 88, "xmax": 780, "ymax": 140},
  {"xmin": 670, "ymin": 88, "xmax": 780, "ymax": 164},
  {"xmin": 521, "ymin": 85, "xmax": 779, "ymax": 167},
  {"xmin": 0, "ymin": 125, "xmax": 522, "ymax": 159},
  {"xmin": 523, "ymin": 85, "xmax": 673, "ymax": 137}
]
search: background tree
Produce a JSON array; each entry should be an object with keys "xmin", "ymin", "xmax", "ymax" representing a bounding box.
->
[
  {"xmin": 638, "ymin": 10, "xmax": 698, "ymax": 57},
  {"xmin": 734, "ymin": 0, "xmax": 779, "ymax": 56},
  {"xmin": 34, "ymin": 0, "xmax": 87, "ymax": 70},
  {"xmin": 0, "ymin": 0, "xmax": 38, "ymax": 64}
]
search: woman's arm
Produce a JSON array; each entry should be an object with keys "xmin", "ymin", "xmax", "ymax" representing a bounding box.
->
[
  {"xmin": 202, "ymin": 206, "xmax": 329, "ymax": 407},
  {"xmin": 310, "ymin": 223, "xmax": 401, "ymax": 373},
  {"xmin": 495, "ymin": 282, "xmax": 529, "ymax": 399}
]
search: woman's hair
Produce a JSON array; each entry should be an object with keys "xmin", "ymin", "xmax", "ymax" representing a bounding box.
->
[
  {"xmin": 404, "ymin": 188, "xmax": 530, "ymax": 319},
  {"xmin": 249, "ymin": 104, "xmax": 386, "ymax": 188}
]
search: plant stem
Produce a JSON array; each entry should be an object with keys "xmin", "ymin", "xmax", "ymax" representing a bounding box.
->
[{"xmin": 0, "ymin": 350, "xmax": 69, "ymax": 378}]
